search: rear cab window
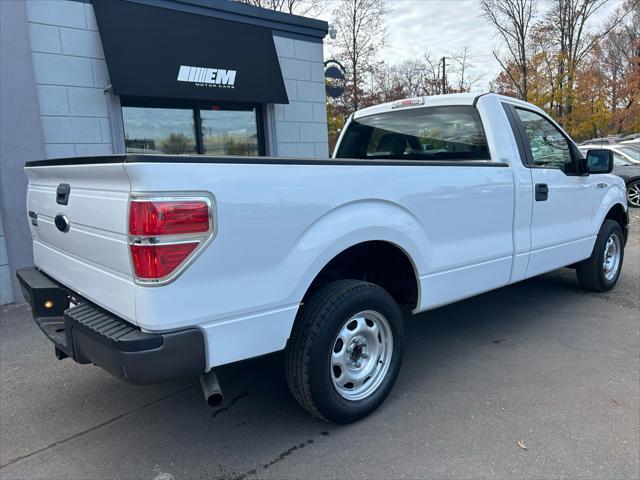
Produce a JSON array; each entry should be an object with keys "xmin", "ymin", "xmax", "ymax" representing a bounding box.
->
[{"xmin": 335, "ymin": 106, "xmax": 490, "ymax": 161}]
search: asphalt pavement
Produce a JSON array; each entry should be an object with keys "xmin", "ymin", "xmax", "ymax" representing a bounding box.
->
[{"xmin": 1, "ymin": 211, "xmax": 639, "ymax": 480}]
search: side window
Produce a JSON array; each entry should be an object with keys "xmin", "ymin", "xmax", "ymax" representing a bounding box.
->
[
  {"xmin": 515, "ymin": 109, "xmax": 575, "ymax": 173},
  {"xmin": 612, "ymin": 152, "xmax": 628, "ymax": 166}
]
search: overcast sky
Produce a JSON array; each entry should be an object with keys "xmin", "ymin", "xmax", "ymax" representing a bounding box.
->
[{"xmin": 319, "ymin": 0, "xmax": 620, "ymax": 92}]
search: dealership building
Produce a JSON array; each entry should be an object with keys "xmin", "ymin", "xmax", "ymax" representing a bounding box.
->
[{"xmin": 0, "ymin": 0, "xmax": 329, "ymax": 304}]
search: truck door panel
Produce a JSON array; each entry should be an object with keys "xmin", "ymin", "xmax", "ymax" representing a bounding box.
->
[{"xmin": 507, "ymin": 106, "xmax": 596, "ymax": 277}]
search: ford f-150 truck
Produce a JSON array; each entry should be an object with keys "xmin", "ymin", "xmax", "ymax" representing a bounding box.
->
[{"xmin": 17, "ymin": 93, "xmax": 628, "ymax": 423}]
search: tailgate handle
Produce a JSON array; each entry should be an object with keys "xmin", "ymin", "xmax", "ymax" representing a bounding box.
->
[{"xmin": 56, "ymin": 183, "xmax": 70, "ymax": 205}]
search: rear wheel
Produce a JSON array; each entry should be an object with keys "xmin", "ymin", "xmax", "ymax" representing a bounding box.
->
[
  {"xmin": 285, "ymin": 280, "xmax": 404, "ymax": 424},
  {"xmin": 576, "ymin": 219, "xmax": 624, "ymax": 292},
  {"xmin": 627, "ymin": 180, "xmax": 640, "ymax": 208}
]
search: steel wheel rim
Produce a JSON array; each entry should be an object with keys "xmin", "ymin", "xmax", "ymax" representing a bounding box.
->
[
  {"xmin": 603, "ymin": 233, "xmax": 621, "ymax": 281},
  {"xmin": 330, "ymin": 310, "xmax": 393, "ymax": 401},
  {"xmin": 627, "ymin": 183, "xmax": 640, "ymax": 207}
]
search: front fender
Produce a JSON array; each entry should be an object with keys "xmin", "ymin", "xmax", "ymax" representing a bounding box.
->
[
  {"xmin": 592, "ymin": 178, "xmax": 627, "ymax": 235},
  {"xmin": 282, "ymin": 199, "xmax": 428, "ymax": 305}
]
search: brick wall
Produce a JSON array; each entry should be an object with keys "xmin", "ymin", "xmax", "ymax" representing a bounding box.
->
[
  {"xmin": 26, "ymin": 0, "xmax": 114, "ymax": 158},
  {"xmin": 272, "ymin": 35, "xmax": 329, "ymax": 158}
]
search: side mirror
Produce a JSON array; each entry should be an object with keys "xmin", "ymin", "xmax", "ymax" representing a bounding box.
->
[{"xmin": 586, "ymin": 149, "xmax": 613, "ymax": 174}]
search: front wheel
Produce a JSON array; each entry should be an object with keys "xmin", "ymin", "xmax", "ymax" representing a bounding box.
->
[
  {"xmin": 576, "ymin": 219, "xmax": 624, "ymax": 292},
  {"xmin": 285, "ymin": 280, "xmax": 404, "ymax": 424}
]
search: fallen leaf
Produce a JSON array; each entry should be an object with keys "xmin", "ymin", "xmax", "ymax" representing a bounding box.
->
[{"xmin": 517, "ymin": 440, "xmax": 527, "ymax": 450}]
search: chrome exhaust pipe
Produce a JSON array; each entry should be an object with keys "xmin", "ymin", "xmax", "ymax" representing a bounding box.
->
[{"xmin": 200, "ymin": 370, "xmax": 224, "ymax": 408}]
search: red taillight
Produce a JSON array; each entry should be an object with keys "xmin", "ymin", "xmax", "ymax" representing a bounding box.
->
[
  {"xmin": 129, "ymin": 201, "xmax": 209, "ymax": 236},
  {"xmin": 128, "ymin": 197, "xmax": 213, "ymax": 282},
  {"xmin": 131, "ymin": 243, "xmax": 199, "ymax": 279}
]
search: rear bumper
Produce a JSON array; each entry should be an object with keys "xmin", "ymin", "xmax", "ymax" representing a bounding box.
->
[{"xmin": 16, "ymin": 267, "xmax": 205, "ymax": 384}]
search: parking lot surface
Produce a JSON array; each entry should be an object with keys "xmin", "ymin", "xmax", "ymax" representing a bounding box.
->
[{"xmin": 1, "ymin": 211, "xmax": 639, "ymax": 480}]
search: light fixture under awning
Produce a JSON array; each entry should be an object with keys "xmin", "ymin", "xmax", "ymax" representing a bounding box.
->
[{"xmin": 92, "ymin": 0, "xmax": 289, "ymax": 104}]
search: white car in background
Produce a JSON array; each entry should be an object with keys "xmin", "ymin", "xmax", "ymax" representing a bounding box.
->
[
  {"xmin": 620, "ymin": 133, "xmax": 640, "ymax": 145},
  {"xmin": 579, "ymin": 144, "xmax": 640, "ymax": 208}
]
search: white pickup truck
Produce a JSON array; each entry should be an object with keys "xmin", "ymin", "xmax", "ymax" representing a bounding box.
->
[{"xmin": 18, "ymin": 93, "xmax": 628, "ymax": 423}]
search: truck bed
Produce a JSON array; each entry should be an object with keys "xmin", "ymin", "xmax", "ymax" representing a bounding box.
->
[{"xmin": 25, "ymin": 153, "xmax": 515, "ymax": 367}]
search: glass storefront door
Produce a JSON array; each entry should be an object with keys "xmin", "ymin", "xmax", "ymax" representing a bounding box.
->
[{"xmin": 200, "ymin": 108, "xmax": 259, "ymax": 156}]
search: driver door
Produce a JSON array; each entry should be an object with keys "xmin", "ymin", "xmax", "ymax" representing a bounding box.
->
[{"xmin": 511, "ymin": 107, "xmax": 596, "ymax": 277}]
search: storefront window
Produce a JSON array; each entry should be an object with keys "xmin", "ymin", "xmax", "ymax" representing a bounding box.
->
[
  {"xmin": 201, "ymin": 109, "xmax": 259, "ymax": 156},
  {"xmin": 122, "ymin": 107, "xmax": 197, "ymax": 154},
  {"xmin": 122, "ymin": 104, "xmax": 263, "ymax": 156}
]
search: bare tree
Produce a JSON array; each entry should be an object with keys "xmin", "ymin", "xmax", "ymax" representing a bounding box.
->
[
  {"xmin": 450, "ymin": 47, "xmax": 485, "ymax": 92},
  {"xmin": 544, "ymin": 0, "xmax": 632, "ymax": 123},
  {"xmin": 395, "ymin": 60, "xmax": 428, "ymax": 97},
  {"xmin": 371, "ymin": 62, "xmax": 406, "ymax": 102},
  {"xmin": 373, "ymin": 51, "xmax": 479, "ymax": 99},
  {"xmin": 422, "ymin": 54, "xmax": 444, "ymax": 95},
  {"xmin": 234, "ymin": 0, "xmax": 324, "ymax": 17},
  {"xmin": 332, "ymin": 0, "xmax": 390, "ymax": 111},
  {"xmin": 480, "ymin": 0, "xmax": 537, "ymax": 100},
  {"xmin": 394, "ymin": 54, "xmax": 441, "ymax": 96},
  {"xmin": 371, "ymin": 53, "xmax": 449, "ymax": 101},
  {"xmin": 596, "ymin": 0, "xmax": 640, "ymax": 131}
]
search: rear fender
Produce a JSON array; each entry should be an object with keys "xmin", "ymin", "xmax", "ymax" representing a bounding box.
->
[{"xmin": 283, "ymin": 199, "xmax": 428, "ymax": 307}]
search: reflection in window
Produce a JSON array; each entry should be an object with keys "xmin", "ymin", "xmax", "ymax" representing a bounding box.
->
[
  {"xmin": 515, "ymin": 109, "xmax": 573, "ymax": 172},
  {"xmin": 201, "ymin": 109, "xmax": 259, "ymax": 156},
  {"xmin": 122, "ymin": 107, "xmax": 196, "ymax": 155},
  {"xmin": 335, "ymin": 106, "xmax": 490, "ymax": 160}
]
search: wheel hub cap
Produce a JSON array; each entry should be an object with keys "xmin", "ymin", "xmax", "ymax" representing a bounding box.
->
[
  {"xmin": 346, "ymin": 336, "xmax": 371, "ymax": 368},
  {"xmin": 330, "ymin": 310, "xmax": 393, "ymax": 401},
  {"xmin": 603, "ymin": 233, "xmax": 621, "ymax": 281},
  {"xmin": 627, "ymin": 183, "xmax": 640, "ymax": 207}
]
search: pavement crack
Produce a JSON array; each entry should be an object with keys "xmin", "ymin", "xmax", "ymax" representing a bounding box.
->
[
  {"xmin": 231, "ymin": 439, "xmax": 315, "ymax": 480},
  {"xmin": 0, "ymin": 383, "xmax": 198, "ymax": 470}
]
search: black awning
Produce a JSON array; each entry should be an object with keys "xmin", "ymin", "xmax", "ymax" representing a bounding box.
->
[{"xmin": 92, "ymin": 0, "xmax": 288, "ymax": 104}]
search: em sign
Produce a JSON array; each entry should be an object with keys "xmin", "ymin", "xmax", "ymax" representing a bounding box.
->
[{"xmin": 177, "ymin": 65, "xmax": 236, "ymax": 88}]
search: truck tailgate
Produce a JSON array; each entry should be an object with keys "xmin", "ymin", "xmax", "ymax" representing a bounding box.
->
[{"xmin": 25, "ymin": 161, "xmax": 136, "ymax": 323}]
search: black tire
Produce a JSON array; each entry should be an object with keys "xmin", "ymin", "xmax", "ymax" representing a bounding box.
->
[
  {"xmin": 626, "ymin": 179, "xmax": 640, "ymax": 208},
  {"xmin": 285, "ymin": 280, "xmax": 404, "ymax": 424},
  {"xmin": 576, "ymin": 219, "xmax": 624, "ymax": 292}
]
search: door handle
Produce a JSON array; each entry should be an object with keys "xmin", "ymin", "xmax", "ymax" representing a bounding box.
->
[
  {"xmin": 535, "ymin": 183, "xmax": 548, "ymax": 201},
  {"xmin": 56, "ymin": 183, "xmax": 70, "ymax": 205}
]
